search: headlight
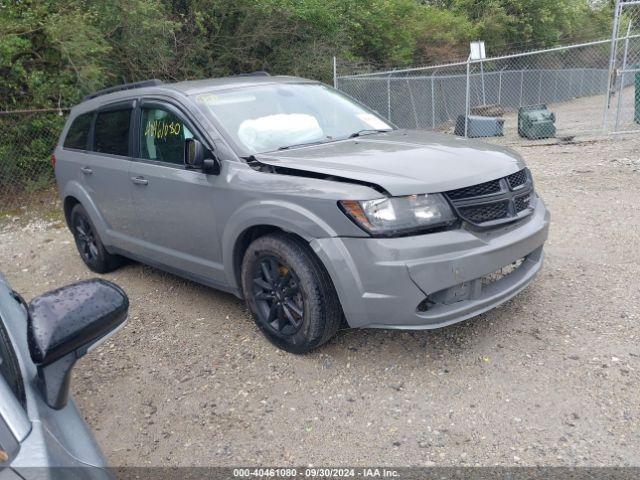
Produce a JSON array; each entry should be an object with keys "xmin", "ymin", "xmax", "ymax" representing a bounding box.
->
[{"xmin": 339, "ymin": 194, "xmax": 456, "ymax": 236}]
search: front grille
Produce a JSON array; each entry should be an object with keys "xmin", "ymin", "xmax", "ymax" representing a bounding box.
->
[
  {"xmin": 507, "ymin": 169, "xmax": 528, "ymax": 189},
  {"xmin": 444, "ymin": 168, "xmax": 534, "ymax": 227},
  {"xmin": 446, "ymin": 179, "xmax": 501, "ymax": 200},
  {"xmin": 458, "ymin": 201, "xmax": 509, "ymax": 224},
  {"xmin": 514, "ymin": 194, "xmax": 531, "ymax": 213}
]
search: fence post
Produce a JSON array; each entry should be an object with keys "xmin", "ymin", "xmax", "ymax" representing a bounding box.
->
[
  {"xmin": 387, "ymin": 74, "xmax": 391, "ymax": 121},
  {"xmin": 333, "ymin": 56, "xmax": 337, "ymax": 88},
  {"xmin": 431, "ymin": 72, "xmax": 436, "ymax": 130},
  {"xmin": 498, "ymin": 69, "xmax": 503, "ymax": 105},
  {"xmin": 480, "ymin": 60, "xmax": 486, "ymax": 105},
  {"xmin": 615, "ymin": 20, "xmax": 633, "ymax": 130},
  {"xmin": 465, "ymin": 56, "xmax": 471, "ymax": 138},
  {"xmin": 603, "ymin": 0, "xmax": 623, "ymax": 132}
]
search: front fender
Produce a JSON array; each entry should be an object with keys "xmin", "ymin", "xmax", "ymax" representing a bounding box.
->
[{"xmin": 222, "ymin": 199, "xmax": 339, "ymax": 290}]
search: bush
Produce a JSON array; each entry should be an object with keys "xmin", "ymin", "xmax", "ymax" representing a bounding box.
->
[{"xmin": 0, "ymin": 113, "xmax": 65, "ymax": 200}]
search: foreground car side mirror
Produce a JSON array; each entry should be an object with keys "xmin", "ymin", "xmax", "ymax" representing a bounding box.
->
[
  {"xmin": 28, "ymin": 279, "xmax": 129, "ymax": 409},
  {"xmin": 185, "ymin": 138, "xmax": 220, "ymax": 175}
]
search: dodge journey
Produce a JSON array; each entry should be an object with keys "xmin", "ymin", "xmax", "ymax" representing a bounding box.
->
[{"xmin": 54, "ymin": 74, "xmax": 550, "ymax": 353}]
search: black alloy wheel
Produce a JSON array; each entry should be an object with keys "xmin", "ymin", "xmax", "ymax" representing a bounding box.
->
[
  {"xmin": 73, "ymin": 214, "xmax": 99, "ymax": 264},
  {"xmin": 70, "ymin": 204, "xmax": 123, "ymax": 273},
  {"xmin": 241, "ymin": 233, "xmax": 344, "ymax": 353},
  {"xmin": 251, "ymin": 255, "xmax": 304, "ymax": 337}
]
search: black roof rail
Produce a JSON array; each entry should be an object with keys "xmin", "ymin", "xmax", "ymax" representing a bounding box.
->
[
  {"xmin": 231, "ymin": 71, "xmax": 271, "ymax": 78},
  {"xmin": 83, "ymin": 79, "xmax": 164, "ymax": 101}
]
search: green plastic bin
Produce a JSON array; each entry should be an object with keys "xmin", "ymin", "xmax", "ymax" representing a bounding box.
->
[{"xmin": 518, "ymin": 105, "xmax": 556, "ymax": 140}]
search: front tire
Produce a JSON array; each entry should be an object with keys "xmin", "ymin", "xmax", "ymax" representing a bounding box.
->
[
  {"xmin": 70, "ymin": 204, "xmax": 123, "ymax": 274},
  {"xmin": 241, "ymin": 233, "xmax": 343, "ymax": 353}
]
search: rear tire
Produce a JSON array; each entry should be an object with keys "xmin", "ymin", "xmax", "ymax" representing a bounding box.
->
[
  {"xmin": 241, "ymin": 233, "xmax": 343, "ymax": 353},
  {"xmin": 70, "ymin": 204, "xmax": 123, "ymax": 274}
]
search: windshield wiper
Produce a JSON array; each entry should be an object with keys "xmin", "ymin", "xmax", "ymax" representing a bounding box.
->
[
  {"xmin": 272, "ymin": 129, "xmax": 389, "ymax": 152},
  {"xmin": 348, "ymin": 129, "xmax": 391, "ymax": 138},
  {"xmin": 276, "ymin": 139, "xmax": 328, "ymax": 151}
]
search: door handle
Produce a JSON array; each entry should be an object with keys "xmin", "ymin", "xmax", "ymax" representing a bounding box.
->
[
  {"xmin": 131, "ymin": 176, "xmax": 149, "ymax": 186},
  {"xmin": 80, "ymin": 167, "xmax": 93, "ymax": 175}
]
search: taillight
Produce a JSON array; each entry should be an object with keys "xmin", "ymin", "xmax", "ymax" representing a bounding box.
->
[{"xmin": 51, "ymin": 153, "xmax": 56, "ymax": 168}]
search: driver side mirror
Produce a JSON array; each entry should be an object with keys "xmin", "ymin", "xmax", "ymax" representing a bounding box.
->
[
  {"xmin": 28, "ymin": 279, "xmax": 129, "ymax": 409},
  {"xmin": 185, "ymin": 138, "xmax": 220, "ymax": 175}
]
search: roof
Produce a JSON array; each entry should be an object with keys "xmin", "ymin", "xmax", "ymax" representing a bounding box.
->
[
  {"xmin": 163, "ymin": 75, "xmax": 315, "ymax": 95},
  {"xmin": 70, "ymin": 75, "xmax": 320, "ymax": 116}
]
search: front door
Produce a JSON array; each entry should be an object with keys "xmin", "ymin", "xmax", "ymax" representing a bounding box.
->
[{"xmin": 128, "ymin": 101, "xmax": 226, "ymax": 286}]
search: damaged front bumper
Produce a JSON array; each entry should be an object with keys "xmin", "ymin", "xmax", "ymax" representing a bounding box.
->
[{"xmin": 311, "ymin": 196, "xmax": 550, "ymax": 329}]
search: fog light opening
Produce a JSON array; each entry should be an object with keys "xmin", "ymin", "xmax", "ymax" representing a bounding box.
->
[{"xmin": 417, "ymin": 296, "xmax": 436, "ymax": 312}]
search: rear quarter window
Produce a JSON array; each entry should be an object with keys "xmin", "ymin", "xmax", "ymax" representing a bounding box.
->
[
  {"xmin": 94, "ymin": 109, "xmax": 132, "ymax": 156},
  {"xmin": 63, "ymin": 113, "xmax": 92, "ymax": 150}
]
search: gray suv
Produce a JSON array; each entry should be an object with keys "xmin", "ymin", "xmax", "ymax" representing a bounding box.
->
[{"xmin": 54, "ymin": 74, "xmax": 550, "ymax": 353}]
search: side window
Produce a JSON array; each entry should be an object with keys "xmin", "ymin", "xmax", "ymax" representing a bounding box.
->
[
  {"xmin": 140, "ymin": 107, "xmax": 193, "ymax": 165},
  {"xmin": 93, "ymin": 108, "xmax": 132, "ymax": 157},
  {"xmin": 63, "ymin": 113, "xmax": 92, "ymax": 150},
  {"xmin": 0, "ymin": 315, "xmax": 25, "ymax": 408}
]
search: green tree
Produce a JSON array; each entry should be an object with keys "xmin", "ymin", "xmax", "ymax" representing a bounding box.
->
[
  {"xmin": 0, "ymin": 0, "xmax": 614, "ymax": 106},
  {"xmin": 438, "ymin": 0, "xmax": 613, "ymax": 54},
  {"xmin": 0, "ymin": 0, "xmax": 110, "ymax": 108}
]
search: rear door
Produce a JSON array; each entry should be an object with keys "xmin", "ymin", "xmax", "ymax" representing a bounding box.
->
[
  {"xmin": 80, "ymin": 102, "xmax": 138, "ymax": 249},
  {"xmin": 128, "ymin": 100, "xmax": 225, "ymax": 285}
]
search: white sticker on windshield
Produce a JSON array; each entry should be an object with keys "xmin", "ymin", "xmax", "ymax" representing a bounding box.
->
[
  {"xmin": 357, "ymin": 113, "xmax": 391, "ymax": 130},
  {"xmin": 196, "ymin": 93, "xmax": 256, "ymax": 105},
  {"xmin": 195, "ymin": 93, "xmax": 218, "ymax": 104}
]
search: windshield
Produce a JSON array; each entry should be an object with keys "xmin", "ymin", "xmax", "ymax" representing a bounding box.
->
[{"xmin": 194, "ymin": 83, "xmax": 392, "ymax": 154}]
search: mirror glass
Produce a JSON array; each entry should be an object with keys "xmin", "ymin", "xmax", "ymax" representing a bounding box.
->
[{"xmin": 185, "ymin": 138, "xmax": 202, "ymax": 167}]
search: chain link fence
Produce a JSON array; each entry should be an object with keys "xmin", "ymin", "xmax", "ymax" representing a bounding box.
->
[
  {"xmin": 0, "ymin": 110, "xmax": 67, "ymax": 210},
  {"xmin": 336, "ymin": 1, "xmax": 640, "ymax": 144},
  {"xmin": 606, "ymin": 0, "xmax": 640, "ymax": 133},
  {"xmin": 337, "ymin": 36, "xmax": 640, "ymax": 143},
  {"xmin": 466, "ymin": 39, "xmax": 621, "ymax": 141}
]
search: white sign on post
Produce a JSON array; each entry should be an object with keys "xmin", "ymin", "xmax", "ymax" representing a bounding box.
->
[{"xmin": 470, "ymin": 41, "xmax": 486, "ymax": 60}]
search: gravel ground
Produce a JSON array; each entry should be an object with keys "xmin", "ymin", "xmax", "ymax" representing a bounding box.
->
[{"xmin": 1, "ymin": 135, "xmax": 639, "ymax": 468}]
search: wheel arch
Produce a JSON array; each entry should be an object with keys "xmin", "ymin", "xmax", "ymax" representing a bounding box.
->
[
  {"xmin": 60, "ymin": 181, "xmax": 109, "ymax": 240},
  {"xmin": 222, "ymin": 200, "xmax": 339, "ymax": 294},
  {"xmin": 230, "ymin": 225, "xmax": 314, "ymax": 297},
  {"xmin": 63, "ymin": 196, "xmax": 81, "ymax": 229}
]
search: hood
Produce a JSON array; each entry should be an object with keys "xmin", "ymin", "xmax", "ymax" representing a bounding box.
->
[{"xmin": 256, "ymin": 130, "xmax": 525, "ymax": 196}]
